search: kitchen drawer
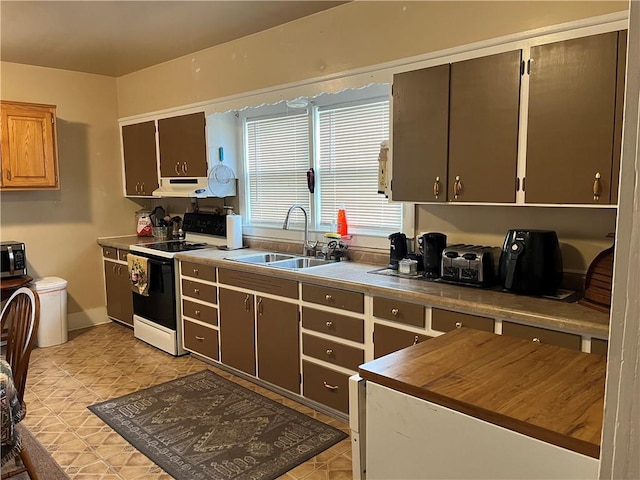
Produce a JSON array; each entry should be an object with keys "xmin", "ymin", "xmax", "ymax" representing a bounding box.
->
[
  {"xmin": 219, "ymin": 268, "xmax": 298, "ymax": 299},
  {"xmin": 102, "ymin": 247, "xmax": 118, "ymax": 259},
  {"xmin": 373, "ymin": 296, "xmax": 425, "ymax": 327},
  {"xmin": 183, "ymin": 320, "xmax": 219, "ymax": 360},
  {"xmin": 118, "ymin": 249, "xmax": 129, "ymax": 261},
  {"xmin": 431, "ymin": 308, "xmax": 494, "ymax": 333},
  {"xmin": 302, "ymin": 360, "xmax": 350, "ymax": 414},
  {"xmin": 502, "ymin": 321, "xmax": 582, "ymax": 351},
  {"xmin": 374, "ymin": 323, "xmax": 433, "ymax": 359},
  {"xmin": 181, "ymin": 262, "xmax": 216, "ymax": 282},
  {"xmin": 302, "ymin": 333, "xmax": 364, "ymax": 371},
  {"xmin": 591, "ymin": 338, "xmax": 608, "ymax": 356},
  {"xmin": 302, "ymin": 284, "xmax": 364, "ymax": 313},
  {"xmin": 182, "ymin": 279, "xmax": 217, "ymax": 304},
  {"xmin": 182, "ymin": 300, "xmax": 217, "ymax": 326},
  {"xmin": 302, "ymin": 307, "xmax": 364, "ymax": 343}
]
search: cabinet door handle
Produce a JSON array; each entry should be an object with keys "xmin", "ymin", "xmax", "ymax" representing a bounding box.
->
[
  {"xmin": 257, "ymin": 297, "xmax": 263, "ymax": 315},
  {"xmin": 175, "ymin": 162, "xmax": 181, "ymax": 175},
  {"xmin": 325, "ymin": 321, "xmax": 333, "ymax": 328},
  {"xmin": 135, "ymin": 182, "xmax": 141, "ymax": 194},
  {"xmin": 413, "ymin": 335, "xmax": 420, "ymax": 345},
  {"xmin": 532, "ymin": 337, "xmax": 541, "ymax": 343},
  {"xmin": 118, "ymin": 265, "xmax": 123, "ymax": 274},
  {"xmin": 326, "ymin": 349, "xmax": 333, "ymax": 355},
  {"xmin": 593, "ymin": 172, "xmax": 602, "ymax": 201},
  {"xmin": 453, "ymin": 176, "xmax": 462, "ymax": 199},
  {"xmin": 112, "ymin": 263, "xmax": 117, "ymax": 274},
  {"xmin": 391, "ymin": 308, "xmax": 399, "ymax": 316},
  {"xmin": 244, "ymin": 294, "xmax": 251, "ymax": 311},
  {"xmin": 182, "ymin": 162, "xmax": 188, "ymax": 174},
  {"xmin": 433, "ymin": 176, "xmax": 441, "ymax": 199},
  {"xmin": 6, "ymin": 169, "xmax": 12, "ymax": 180},
  {"xmin": 323, "ymin": 382, "xmax": 339, "ymax": 391},
  {"xmin": 455, "ymin": 322, "xmax": 463, "ymax": 328},
  {"xmin": 195, "ymin": 336, "xmax": 205, "ymax": 341},
  {"xmin": 194, "ymin": 310, "xmax": 201, "ymax": 317},
  {"xmin": 141, "ymin": 182, "xmax": 145, "ymax": 195},
  {"xmin": 325, "ymin": 294, "xmax": 334, "ymax": 302}
]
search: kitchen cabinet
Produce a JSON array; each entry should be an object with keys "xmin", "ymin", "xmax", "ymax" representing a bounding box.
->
[
  {"xmin": 372, "ymin": 296, "xmax": 430, "ymax": 358},
  {"xmin": 524, "ymin": 31, "xmax": 627, "ymax": 204},
  {"xmin": 158, "ymin": 112, "xmax": 208, "ymax": 178},
  {"xmin": 121, "ymin": 121, "xmax": 159, "ymax": 196},
  {"xmin": 256, "ymin": 297, "xmax": 300, "ymax": 393},
  {"xmin": 218, "ymin": 287, "xmax": 256, "ymax": 375},
  {"xmin": 102, "ymin": 248, "xmax": 133, "ymax": 326},
  {"xmin": 430, "ymin": 307, "xmax": 494, "ymax": 333},
  {"xmin": 502, "ymin": 321, "xmax": 582, "ymax": 351},
  {"xmin": 391, "ymin": 64, "xmax": 450, "ymax": 202},
  {"xmin": 448, "ymin": 50, "xmax": 522, "ymax": 203},
  {"xmin": 0, "ymin": 101, "xmax": 59, "ymax": 190},
  {"xmin": 373, "ymin": 323, "xmax": 431, "ymax": 359}
]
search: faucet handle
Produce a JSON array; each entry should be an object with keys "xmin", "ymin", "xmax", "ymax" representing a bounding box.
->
[{"xmin": 305, "ymin": 241, "xmax": 318, "ymax": 257}]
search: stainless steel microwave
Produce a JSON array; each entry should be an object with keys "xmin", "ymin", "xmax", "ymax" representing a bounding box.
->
[{"xmin": 1, "ymin": 241, "xmax": 27, "ymax": 278}]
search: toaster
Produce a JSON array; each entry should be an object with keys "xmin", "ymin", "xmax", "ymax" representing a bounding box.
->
[{"xmin": 440, "ymin": 244, "xmax": 500, "ymax": 287}]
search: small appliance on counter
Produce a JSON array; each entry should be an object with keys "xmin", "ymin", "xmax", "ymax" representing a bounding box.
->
[
  {"xmin": 498, "ymin": 229, "xmax": 563, "ymax": 296},
  {"xmin": 388, "ymin": 232, "xmax": 408, "ymax": 270},
  {"xmin": 419, "ymin": 232, "xmax": 447, "ymax": 279},
  {"xmin": 440, "ymin": 244, "xmax": 500, "ymax": 287}
]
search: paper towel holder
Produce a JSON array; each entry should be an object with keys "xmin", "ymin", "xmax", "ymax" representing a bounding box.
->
[{"xmin": 224, "ymin": 206, "xmax": 244, "ymax": 250}]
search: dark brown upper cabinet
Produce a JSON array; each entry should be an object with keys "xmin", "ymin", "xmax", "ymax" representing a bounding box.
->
[
  {"xmin": 391, "ymin": 64, "xmax": 450, "ymax": 202},
  {"xmin": 448, "ymin": 50, "xmax": 522, "ymax": 203},
  {"xmin": 158, "ymin": 112, "xmax": 208, "ymax": 178},
  {"xmin": 122, "ymin": 121, "xmax": 159, "ymax": 196},
  {"xmin": 525, "ymin": 31, "xmax": 626, "ymax": 205}
]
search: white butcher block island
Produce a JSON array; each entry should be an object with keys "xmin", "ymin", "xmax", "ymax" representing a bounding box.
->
[{"xmin": 353, "ymin": 328, "xmax": 606, "ymax": 479}]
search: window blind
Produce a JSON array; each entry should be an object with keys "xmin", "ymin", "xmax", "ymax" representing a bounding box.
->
[
  {"xmin": 317, "ymin": 100, "xmax": 401, "ymax": 233},
  {"xmin": 245, "ymin": 113, "xmax": 311, "ymax": 225}
]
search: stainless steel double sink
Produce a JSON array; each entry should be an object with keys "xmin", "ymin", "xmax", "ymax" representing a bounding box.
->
[{"xmin": 227, "ymin": 252, "xmax": 336, "ymax": 270}]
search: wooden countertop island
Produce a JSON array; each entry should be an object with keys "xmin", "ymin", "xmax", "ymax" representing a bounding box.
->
[{"xmin": 358, "ymin": 328, "xmax": 606, "ymax": 459}]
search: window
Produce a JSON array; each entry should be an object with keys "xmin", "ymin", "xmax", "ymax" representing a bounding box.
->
[{"xmin": 243, "ymin": 86, "xmax": 402, "ymax": 238}]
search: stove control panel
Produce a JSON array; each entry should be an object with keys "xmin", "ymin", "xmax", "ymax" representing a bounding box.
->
[{"xmin": 183, "ymin": 212, "xmax": 226, "ymax": 237}]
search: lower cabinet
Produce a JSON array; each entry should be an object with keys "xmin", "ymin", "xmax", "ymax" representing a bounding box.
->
[
  {"xmin": 103, "ymin": 257, "xmax": 133, "ymax": 326},
  {"xmin": 431, "ymin": 307, "xmax": 495, "ymax": 333},
  {"xmin": 256, "ymin": 296, "xmax": 300, "ymax": 394},
  {"xmin": 302, "ymin": 360, "xmax": 350, "ymax": 414},
  {"xmin": 502, "ymin": 321, "xmax": 582, "ymax": 351},
  {"xmin": 374, "ymin": 323, "xmax": 432, "ymax": 359},
  {"xmin": 184, "ymin": 320, "xmax": 219, "ymax": 360},
  {"xmin": 219, "ymin": 288, "xmax": 256, "ymax": 375}
]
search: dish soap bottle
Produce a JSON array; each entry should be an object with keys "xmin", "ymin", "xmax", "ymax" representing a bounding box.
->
[{"xmin": 337, "ymin": 204, "xmax": 348, "ymax": 237}]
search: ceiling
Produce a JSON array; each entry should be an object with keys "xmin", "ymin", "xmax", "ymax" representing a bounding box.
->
[{"xmin": 0, "ymin": 1, "xmax": 346, "ymax": 77}]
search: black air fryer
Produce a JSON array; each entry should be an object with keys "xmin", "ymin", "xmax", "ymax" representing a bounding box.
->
[{"xmin": 499, "ymin": 230, "xmax": 563, "ymax": 295}]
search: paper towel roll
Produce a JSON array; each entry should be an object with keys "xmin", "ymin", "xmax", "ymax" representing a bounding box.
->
[{"xmin": 226, "ymin": 214, "xmax": 243, "ymax": 250}]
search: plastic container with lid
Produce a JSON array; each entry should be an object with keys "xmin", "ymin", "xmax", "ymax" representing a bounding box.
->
[{"xmin": 31, "ymin": 277, "xmax": 68, "ymax": 347}]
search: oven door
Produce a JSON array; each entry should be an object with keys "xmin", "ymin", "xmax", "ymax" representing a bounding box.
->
[{"xmin": 132, "ymin": 254, "xmax": 176, "ymax": 330}]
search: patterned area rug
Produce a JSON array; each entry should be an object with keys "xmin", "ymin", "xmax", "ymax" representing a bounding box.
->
[{"xmin": 88, "ymin": 369, "xmax": 348, "ymax": 480}]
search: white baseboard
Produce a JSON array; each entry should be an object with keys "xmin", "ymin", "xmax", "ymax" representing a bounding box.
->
[{"xmin": 68, "ymin": 306, "xmax": 110, "ymax": 331}]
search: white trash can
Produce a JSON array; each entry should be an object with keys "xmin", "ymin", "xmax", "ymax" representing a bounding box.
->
[{"xmin": 32, "ymin": 277, "xmax": 68, "ymax": 347}]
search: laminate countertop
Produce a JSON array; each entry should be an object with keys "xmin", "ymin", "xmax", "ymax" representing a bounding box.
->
[
  {"xmin": 97, "ymin": 235, "xmax": 610, "ymax": 337},
  {"xmin": 358, "ymin": 327, "xmax": 607, "ymax": 458}
]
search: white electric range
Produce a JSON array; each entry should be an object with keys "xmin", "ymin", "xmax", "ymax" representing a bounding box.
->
[{"xmin": 128, "ymin": 213, "xmax": 227, "ymax": 356}]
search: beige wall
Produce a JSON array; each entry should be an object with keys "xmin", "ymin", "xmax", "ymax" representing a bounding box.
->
[
  {"xmin": 0, "ymin": 62, "xmax": 141, "ymax": 322},
  {"xmin": 117, "ymin": 1, "xmax": 626, "ymax": 117}
]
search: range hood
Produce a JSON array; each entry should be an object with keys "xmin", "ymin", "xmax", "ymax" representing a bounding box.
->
[{"xmin": 152, "ymin": 177, "xmax": 210, "ymax": 198}]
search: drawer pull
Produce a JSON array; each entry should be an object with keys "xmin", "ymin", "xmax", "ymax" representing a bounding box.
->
[
  {"xmin": 194, "ymin": 288, "xmax": 200, "ymax": 295},
  {"xmin": 195, "ymin": 310, "xmax": 201, "ymax": 317},
  {"xmin": 195, "ymin": 336, "xmax": 205, "ymax": 341},
  {"xmin": 325, "ymin": 321, "xmax": 333, "ymax": 327},
  {"xmin": 326, "ymin": 349, "xmax": 333, "ymax": 355},
  {"xmin": 455, "ymin": 322, "xmax": 463, "ymax": 328},
  {"xmin": 325, "ymin": 294, "xmax": 334, "ymax": 302},
  {"xmin": 193, "ymin": 268, "xmax": 199, "ymax": 276},
  {"xmin": 323, "ymin": 382, "xmax": 339, "ymax": 391},
  {"xmin": 391, "ymin": 308, "xmax": 399, "ymax": 316},
  {"xmin": 532, "ymin": 337, "xmax": 541, "ymax": 343},
  {"xmin": 413, "ymin": 335, "xmax": 420, "ymax": 345}
]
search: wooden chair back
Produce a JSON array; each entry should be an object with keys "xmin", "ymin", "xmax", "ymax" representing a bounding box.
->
[{"xmin": 1, "ymin": 287, "xmax": 40, "ymax": 406}]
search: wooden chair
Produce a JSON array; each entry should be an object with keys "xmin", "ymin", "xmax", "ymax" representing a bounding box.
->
[{"xmin": 1, "ymin": 287, "xmax": 40, "ymax": 480}]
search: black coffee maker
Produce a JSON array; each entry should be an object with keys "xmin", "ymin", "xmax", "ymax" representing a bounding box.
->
[
  {"xmin": 419, "ymin": 232, "xmax": 447, "ymax": 278},
  {"xmin": 388, "ymin": 232, "xmax": 408, "ymax": 270}
]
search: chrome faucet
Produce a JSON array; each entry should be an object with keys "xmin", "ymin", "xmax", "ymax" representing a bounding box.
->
[{"xmin": 283, "ymin": 204, "xmax": 314, "ymax": 255}]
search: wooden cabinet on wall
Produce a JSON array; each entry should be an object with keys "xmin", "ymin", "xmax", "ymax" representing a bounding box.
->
[
  {"xmin": 121, "ymin": 121, "xmax": 159, "ymax": 196},
  {"xmin": 391, "ymin": 29, "xmax": 626, "ymax": 206},
  {"xmin": 0, "ymin": 101, "xmax": 59, "ymax": 190},
  {"xmin": 102, "ymin": 248, "xmax": 133, "ymax": 326},
  {"xmin": 524, "ymin": 31, "xmax": 627, "ymax": 204},
  {"xmin": 158, "ymin": 112, "xmax": 208, "ymax": 178}
]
